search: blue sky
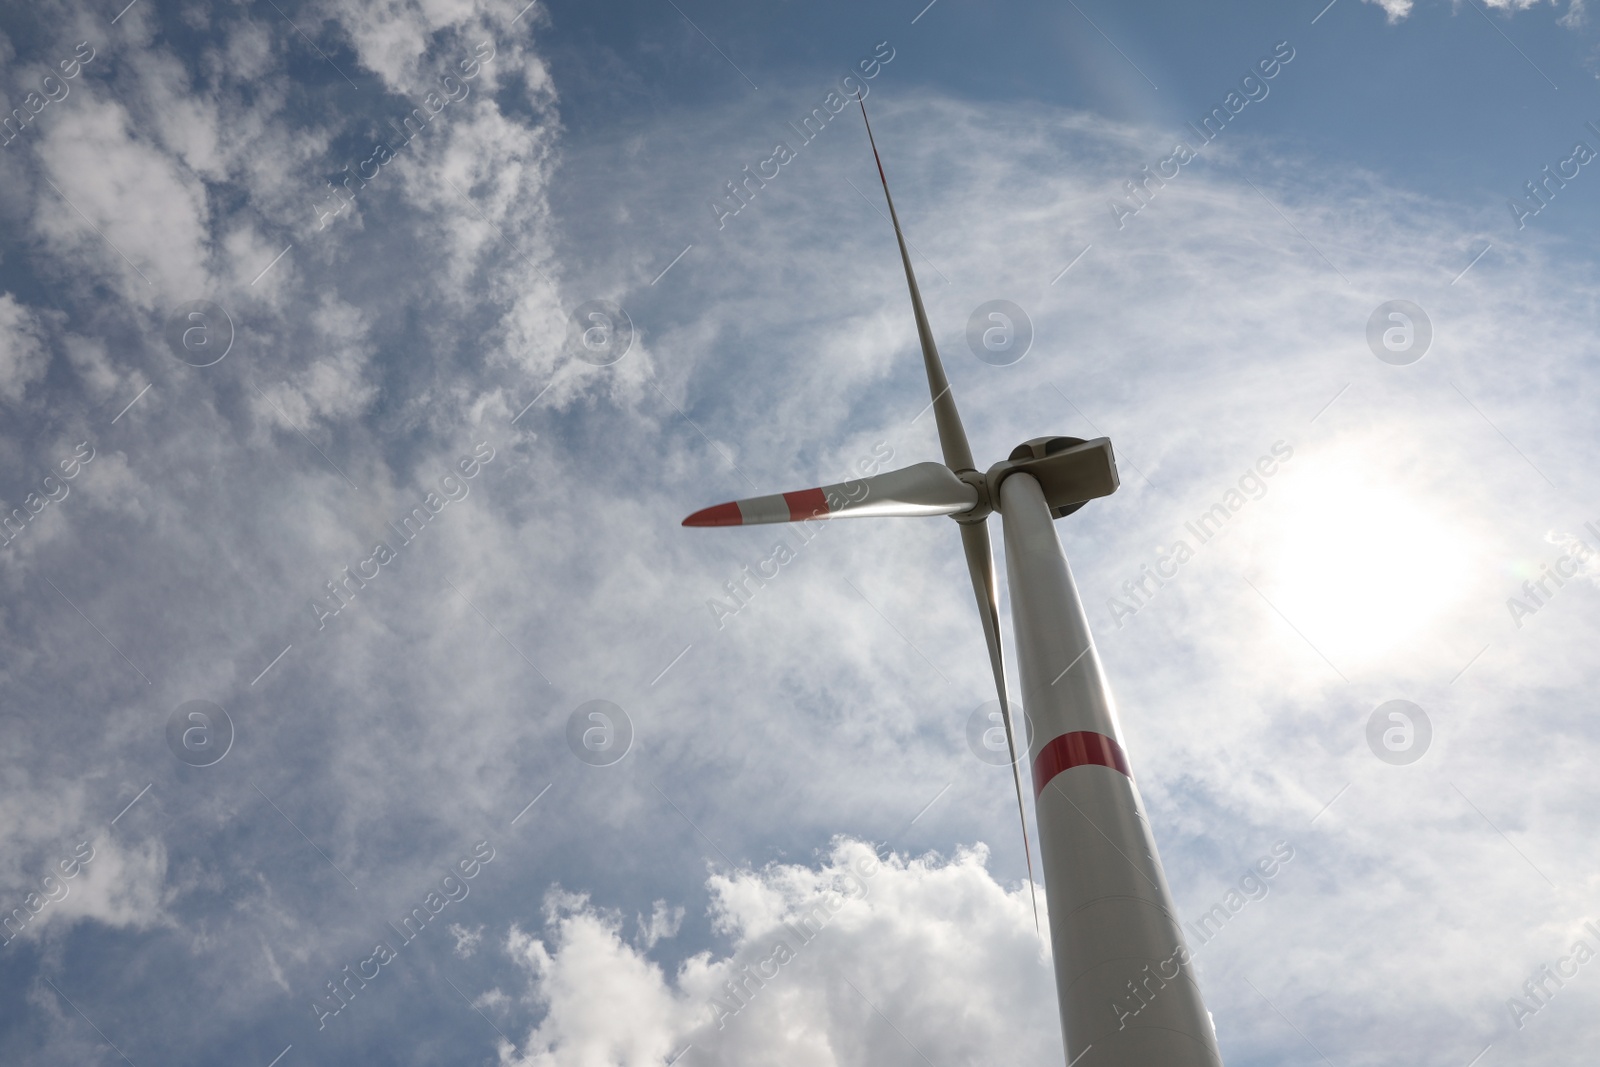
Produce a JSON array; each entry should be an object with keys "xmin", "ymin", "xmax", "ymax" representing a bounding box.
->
[{"xmin": 1, "ymin": 1, "xmax": 1598, "ymax": 1065}]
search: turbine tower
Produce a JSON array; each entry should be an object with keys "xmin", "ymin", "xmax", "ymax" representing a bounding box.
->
[{"xmin": 683, "ymin": 102, "xmax": 1223, "ymax": 1067}]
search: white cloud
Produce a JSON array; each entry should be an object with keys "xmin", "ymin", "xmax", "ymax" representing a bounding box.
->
[
  {"xmin": 499, "ymin": 839, "xmax": 1056, "ymax": 1067},
  {"xmin": 634, "ymin": 900, "xmax": 683, "ymax": 950},
  {"xmin": 1362, "ymin": 0, "xmax": 1415, "ymax": 19},
  {"xmin": 324, "ymin": 0, "xmax": 492, "ymax": 92},
  {"xmin": 20, "ymin": 833, "xmax": 169, "ymax": 940},
  {"xmin": 253, "ymin": 294, "xmax": 379, "ymax": 429},
  {"xmin": 35, "ymin": 86, "xmax": 212, "ymax": 306},
  {"xmin": 1365, "ymin": 0, "xmax": 1582, "ymax": 22},
  {"xmin": 451, "ymin": 920, "xmax": 485, "ymax": 958},
  {"xmin": 0, "ymin": 292, "xmax": 51, "ymax": 402}
]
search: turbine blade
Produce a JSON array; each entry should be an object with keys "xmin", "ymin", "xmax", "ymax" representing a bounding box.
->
[
  {"xmin": 959, "ymin": 517, "xmax": 1040, "ymax": 932},
  {"xmin": 857, "ymin": 98, "xmax": 975, "ymax": 473},
  {"xmin": 683, "ymin": 461, "xmax": 977, "ymax": 527}
]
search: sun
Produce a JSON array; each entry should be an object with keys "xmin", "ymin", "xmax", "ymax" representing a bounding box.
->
[{"xmin": 1251, "ymin": 449, "xmax": 1476, "ymax": 670}]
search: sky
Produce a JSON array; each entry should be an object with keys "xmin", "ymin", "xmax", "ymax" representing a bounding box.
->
[{"xmin": 1, "ymin": 0, "xmax": 1599, "ymax": 1065}]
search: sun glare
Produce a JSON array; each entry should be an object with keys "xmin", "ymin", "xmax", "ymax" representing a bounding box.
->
[{"xmin": 1254, "ymin": 454, "xmax": 1475, "ymax": 669}]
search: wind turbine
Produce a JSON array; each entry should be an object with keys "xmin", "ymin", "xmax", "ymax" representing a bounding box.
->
[{"xmin": 683, "ymin": 102, "xmax": 1224, "ymax": 1067}]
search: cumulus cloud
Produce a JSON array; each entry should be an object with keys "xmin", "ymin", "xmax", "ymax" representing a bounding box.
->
[{"xmin": 497, "ymin": 839, "xmax": 1056, "ymax": 1067}]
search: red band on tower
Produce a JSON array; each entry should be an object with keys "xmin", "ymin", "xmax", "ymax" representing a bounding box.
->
[{"xmin": 1032, "ymin": 731, "xmax": 1131, "ymax": 797}]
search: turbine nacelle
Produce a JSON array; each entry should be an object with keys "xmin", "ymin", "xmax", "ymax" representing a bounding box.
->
[{"xmin": 989, "ymin": 436, "xmax": 1120, "ymax": 520}]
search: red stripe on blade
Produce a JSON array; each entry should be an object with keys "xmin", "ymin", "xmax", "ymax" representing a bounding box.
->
[
  {"xmin": 682, "ymin": 502, "xmax": 743, "ymax": 527},
  {"xmin": 1032, "ymin": 731, "xmax": 1131, "ymax": 798},
  {"xmin": 783, "ymin": 488, "xmax": 829, "ymax": 522}
]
